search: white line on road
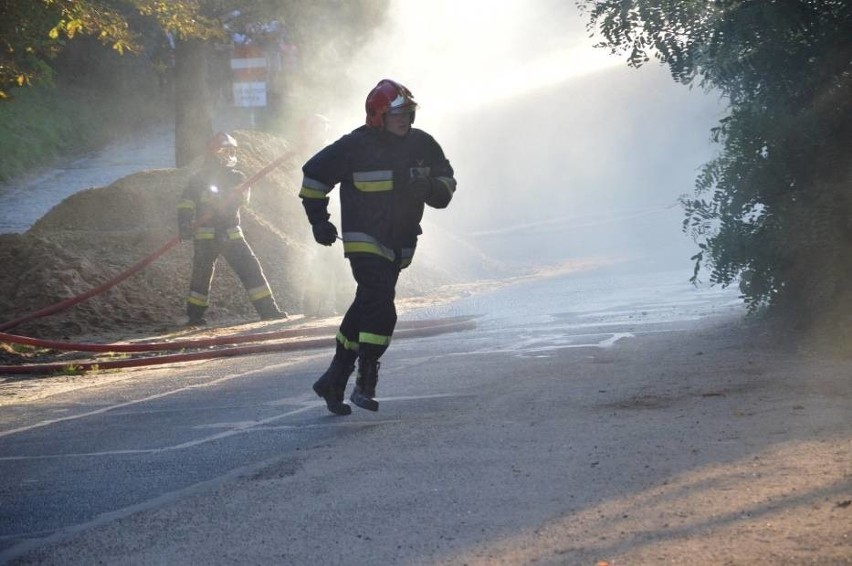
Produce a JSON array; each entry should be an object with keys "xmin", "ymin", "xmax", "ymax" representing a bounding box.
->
[{"xmin": 0, "ymin": 393, "xmax": 467, "ymax": 462}]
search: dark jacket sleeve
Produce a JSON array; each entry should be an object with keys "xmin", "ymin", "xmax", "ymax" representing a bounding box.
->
[
  {"xmin": 425, "ymin": 136, "xmax": 456, "ymax": 210},
  {"xmin": 299, "ymin": 135, "xmax": 349, "ymax": 225}
]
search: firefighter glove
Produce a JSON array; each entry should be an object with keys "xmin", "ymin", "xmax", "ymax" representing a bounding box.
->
[
  {"xmin": 312, "ymin": 220, "xmax": 338, "ymax": 246},
  {"xmin": 408, "ymin": 176, "xmax": 437, "ymax": 202}
]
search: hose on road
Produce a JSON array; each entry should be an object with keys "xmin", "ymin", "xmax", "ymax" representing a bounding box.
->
[
  {"xmin": 0, "ymin": 151, "xmax": 294, "ymax": 333},
  {"xmin": 0, "ymin": 317, "xmax": 477, "ymax": 375}
]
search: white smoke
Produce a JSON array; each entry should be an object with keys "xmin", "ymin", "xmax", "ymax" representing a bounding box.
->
[{"xmin": 317, "ymin": 0, "xmax": 726, "ymax": 273}]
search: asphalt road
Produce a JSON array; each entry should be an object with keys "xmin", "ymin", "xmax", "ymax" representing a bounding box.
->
[{"xmin": 0, "ymin": 267, "xmax": 748, "ymax": 564}]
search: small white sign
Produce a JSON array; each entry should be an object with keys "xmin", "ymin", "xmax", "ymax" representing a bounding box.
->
[
  {"xmin": 230, "ymin": 57, "xmax": 267, "ymax": 71},
  {"xmin": 233, "ymin": 81, "xmax": 267, "ymax": 108}
]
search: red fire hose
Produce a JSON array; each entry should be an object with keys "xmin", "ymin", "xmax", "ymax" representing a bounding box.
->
[
  {"xmin": 0, "ymin": 317, "xmax": 477, "ymax": 375},
  {"xmin": 0, "ymin": 151, "xmax": 294, "ymax": 333},
  {"xmin": 0, "ymin": 148, "xmax": 479, "ymax": 376}
]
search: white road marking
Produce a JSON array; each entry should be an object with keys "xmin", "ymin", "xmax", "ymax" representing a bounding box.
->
[{"xmin": 0, "ymin": 393, "xmax": 467, "ymax": 462}]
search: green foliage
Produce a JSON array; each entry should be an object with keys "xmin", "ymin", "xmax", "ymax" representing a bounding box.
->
[
  {"xmin": 1, "ymin": 0, "xmax": 391, "ymax": 172},
  {"xmin": 56, "ymin": 363, "xmax": 86, "ymax": 376},
  {"xmin": 0, "ymin": 85, "xmax": 101, "ymax": 182},
  {"xmin": 0, "ymin": 0, "xmax": 223, "ymax": 99},
  {"xmin": 579, "ymin": 0, "xmax": 852, "ymax": 324},
  {"xmin": 1, "ymin": 342, "xmax": 38, "ymax": 356},
  {"xmin": 0, "ymin": 73, "xmax": 166, "ymax": 183},
  {"xmin": 0, "ymin": 0, "xmax": 388, "ymax": 99}
]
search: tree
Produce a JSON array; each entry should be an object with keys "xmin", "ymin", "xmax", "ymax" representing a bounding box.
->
[
  {"xmin": 2, "ymin": 1, "xmax": 124, "ymax": 97},
  {"xmin": 577, "ymin": 0, "xmax": 852, "ymax": 328},
  {"xmin": 0, "ymin": 1, "xmax": 220, "ymax": 97},
  {"xmin": 2, "ymin": 0, "xmax": 391, "ymax": 166},
  {"xmin": 0, "ymin": 0, "xmax": 226, "ymax": 164}
]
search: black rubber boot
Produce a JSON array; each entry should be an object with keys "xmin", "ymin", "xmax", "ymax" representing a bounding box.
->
[
  {"xmin": 260, "ymin": 309, "xmax": 288, "ymax": 321},
  {"xmin": 186, "ymin": 303, "xmax": 208, "ymax": 326},
  {"xmin": 350, "ymin": 358, "xmax": 380, "ymax": 412},
  {"xmin": 254, "ymin": 296, "xmax": 288, "ymax": 321},
  {"xmin": 313, "ymin": 359, "xmax": 355, "ymax": 416}
]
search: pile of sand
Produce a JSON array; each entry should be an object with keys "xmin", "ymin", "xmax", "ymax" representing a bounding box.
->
[{"xmin": 0, "ymin": 130, "xmax": 506, "ymax": 342}]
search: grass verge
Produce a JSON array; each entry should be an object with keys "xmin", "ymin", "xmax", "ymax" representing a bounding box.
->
[{"xmin": 0, "ymin": 83, "xmax": 171, "ymax": 183}]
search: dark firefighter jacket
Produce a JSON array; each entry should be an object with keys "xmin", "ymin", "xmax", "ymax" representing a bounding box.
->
[
  {"xmin": 299, "ymin": 125, "xmax": 456, "ymax": 268},
  {"xmin": 178, "ymin": 163, "xmax": 249, "ymax": 241}
]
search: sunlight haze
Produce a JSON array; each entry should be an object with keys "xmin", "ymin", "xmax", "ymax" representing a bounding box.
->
[{"xmin": 321, "ymin": 0, "xmax": 726, "ymax": 274}]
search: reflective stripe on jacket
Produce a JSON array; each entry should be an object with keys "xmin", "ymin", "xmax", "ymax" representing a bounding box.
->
[
  {"xmin": 177, "ymin": 162, "xmax": 248, "ymax": 239},
  {"xmin": 300, "ymin": 125, "xmax": 456, "ymax": 268}
]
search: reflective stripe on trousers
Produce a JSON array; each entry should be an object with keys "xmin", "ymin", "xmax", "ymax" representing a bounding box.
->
[
  {"xmin": 186, "ymin": 236, "xmax": 275, "ymax": 316},
  {"xmin": 336, "ymin": 255, "xmax": 401, "ymax": 360}
]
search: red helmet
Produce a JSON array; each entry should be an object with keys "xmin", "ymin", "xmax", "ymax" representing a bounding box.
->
[
  {"xmin": 208, "ymin": 132, "xmax": 238, "ymax": 152},
  {"xmin": 365, "ymin": 79, "xmax": 418, "ymax": 128},
  {"xmin": 208, "ymin": 131, "xmax": 238, "ymax": 167}
]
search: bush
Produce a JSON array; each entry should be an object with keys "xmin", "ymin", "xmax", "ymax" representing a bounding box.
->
[{"xmin": 0, "ymin": 39, "xmax": 170, "ymax": 183}]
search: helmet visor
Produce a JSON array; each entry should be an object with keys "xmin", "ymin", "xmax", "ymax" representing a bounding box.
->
[{"xmin": 387, "ymin": 93, "xmax": 417, "ymax": 114}]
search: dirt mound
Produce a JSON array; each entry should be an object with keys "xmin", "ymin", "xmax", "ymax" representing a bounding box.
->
[{"xmin": 0, "ymin": 130, "xmax": 507, "ymax": 341}]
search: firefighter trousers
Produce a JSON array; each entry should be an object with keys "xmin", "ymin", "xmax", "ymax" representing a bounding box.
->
[
  {"xmin": 186, "ymin": 236, "xmax": 279, "ymax": 319},
  {"xmin": 336, "ymin": 255, "xmax": 402, "ymax": 362}
]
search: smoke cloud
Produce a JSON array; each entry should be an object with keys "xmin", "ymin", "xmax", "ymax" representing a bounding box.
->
[{"xmin": 299, "ymin": 0, "xmax": 726, "ymax": 274}]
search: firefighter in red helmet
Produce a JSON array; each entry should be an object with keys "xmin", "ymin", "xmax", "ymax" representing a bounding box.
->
[
  {"xmin": 177, "ymin": 131, "xmax": 287, "ymax": 325},
  {"xmin": 300, "ymin": 79, "xmax": 457, "ymax": 415}
]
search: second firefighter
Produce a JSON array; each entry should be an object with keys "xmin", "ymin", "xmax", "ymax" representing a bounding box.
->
[{"xmin": 177, "ymin": 132, "xmax": 287, "ymax": 326}]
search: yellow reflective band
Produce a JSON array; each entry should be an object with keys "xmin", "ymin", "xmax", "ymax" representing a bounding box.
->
[
  {"xmin": 353, "ymin": 170, "xmax": 393, "ymax": 192},
  {"xmin": 226, "ymin": 227, "xmax": 244, "ymax": 240},
  {"xmin": 301, "ymin": 176, "xmax": 331, "ymax": 199},
  {"xmin": 248, "ymin": 286, "xmax": 272, "ymax": 301},
  {"xmin": 336, "ymin": 331, "xmax": 359, "ymax": 352},
  {"xmin": 343, "ymin": 242, "xmax": 395, "ymax": 261},
  {"xmin": 187, "ymin": 292, "xmax": 209, "ymax": 307},
  {"xmin": 299, "ymin": 186, "xmax": 327, "ymax": 199},
  {"xmin": 177, "ymin": 200, "xmax": 195, "ymax": 210},
  {"xmin": 359, "ymin": 332, "xmax": 390, "ymax": 346},
  {"xmin": 353, "ymin": 180, "xmax": 392, "ymax": 192}
]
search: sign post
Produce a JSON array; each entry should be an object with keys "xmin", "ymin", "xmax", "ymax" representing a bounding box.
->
[{"xmin": 230, "ymin": 44, "xmax": 267, "ymax": 125}]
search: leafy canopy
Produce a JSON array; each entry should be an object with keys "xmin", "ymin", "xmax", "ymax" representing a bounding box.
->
[
  {"xmin": 0, "ymin": 0, "xmax": 225, "ymax": 99},
  {"xmin": 578, "ymin": 0, "xmax": 852, "ymax": 321}
]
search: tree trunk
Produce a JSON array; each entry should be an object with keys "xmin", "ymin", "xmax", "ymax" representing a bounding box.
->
[{"xmin": 174, "ymin": 39, "xmax": 212, "ymax": 167}]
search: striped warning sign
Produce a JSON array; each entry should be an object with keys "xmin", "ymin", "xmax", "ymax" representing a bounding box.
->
[{"xmin": 231, "ymin": 44, "xmax": 267, "ymax": 108}]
